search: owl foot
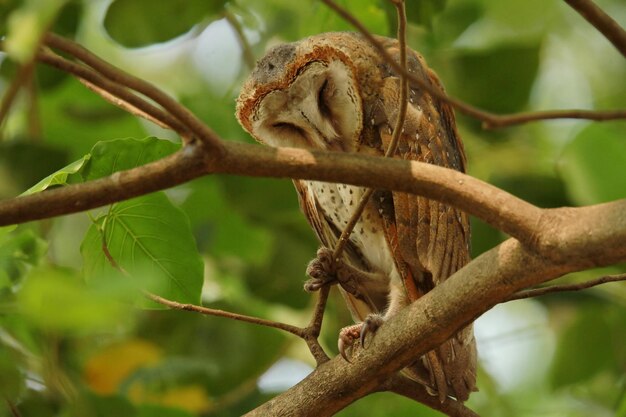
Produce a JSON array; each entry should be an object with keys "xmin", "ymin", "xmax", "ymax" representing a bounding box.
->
[
  {"xmin": 304, "ymin": 247, "xmax": 337, "ymax": 292},
  {"xmin": 338, "ymin": 314, "xmax": 385, "ymax": 362},
  {"xmin": 305, "ymin": 247, "xmax": 374, "ymax": 298}
]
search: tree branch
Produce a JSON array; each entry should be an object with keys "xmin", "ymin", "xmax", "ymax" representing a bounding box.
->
[
  {"xmin": 0, "ymin": 141, "xmax": 541, "ymax": 245},
  {"xmin": 245, "ymin": 236, "xmax": 626, "ymax": 416},
  {"xmin": 42, "ymin": 33, "xmax": 224, "ymax": 152},
  {"xmin": 2, "ymin": 140, "xmax": 626, "ymax": 265},
  {"xmin": 507, "ymin": 273, "xmax": 626, "ymax": 301},
  {"xmin": 37, "ymin": 48, "xmax": 191, "ymax": 136},
  {"xmin": 145, "ymin": 292, "xmax": 305, "ymax": 337},
  {"xmin": 100, "ymin": 226, "xmax": 307, "ymax": 337},
  {"xmin": 319, "ymin": 0, "xmax": 626, "ymax": 129},
  {"xmin": 563, "ymin": 0, "xmax": 626, "ymax": 58}
]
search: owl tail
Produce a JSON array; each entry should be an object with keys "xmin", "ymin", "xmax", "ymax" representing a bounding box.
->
[{"xmin": 404, "ymin": 324, "xmax": 478, "ymax": 402}]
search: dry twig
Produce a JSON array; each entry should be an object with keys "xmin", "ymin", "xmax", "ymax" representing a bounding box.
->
[
  {"xmin": 563, "ymin": 0, "xmax": 626, "ymax": 58},
  {"xmin": 320, "ymin": 0, "xmax": 626, "ymax": 129},
  {"xmin": 508, "ymin": 273, "xmax": 626, "ymax": 301}
]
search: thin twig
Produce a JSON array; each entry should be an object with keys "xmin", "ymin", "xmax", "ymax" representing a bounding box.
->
[
  {"xmin": 36, "ymin": 48, "xmax": 191, "ymax": 137},
  {"xmin": 145, "ymin": 292, "xmax": 306, "ymax": 337},
  {"xmin": 99, "ymin": 226, "xmax": 306, "ymax": 337},
  {"xmin": 508, "ymin": 273, "xmax": 626, "ymax": 301},
  {"xmin": 43, "ymin": 33, "xmax": 224, "ymax": 151},
  {"xmin": 303, "ymin": 285, "xmax": 331, "ymax": 365},
  {"xmin": 563, "ymin": 0, "xmax": 626, "ymax": 58},
  {"xmin": 320, "ymin": 0, "xmax": 626, "ymax": 129},
  {"xmin": 223, "ymin": 8, "xmax": 256, "ymax": 71}
]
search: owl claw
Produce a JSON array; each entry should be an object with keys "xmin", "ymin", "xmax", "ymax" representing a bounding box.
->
[
  {"xmin": 338, "ymin": 324, "xmax": 361, "ymax": 362},
  {"xmin": 337, "ymin": 314, "xmax": 386, "ymax": 362},
  {"xmin": 360, "ymin": 314, "xmax": 385, "ymax": 348}
]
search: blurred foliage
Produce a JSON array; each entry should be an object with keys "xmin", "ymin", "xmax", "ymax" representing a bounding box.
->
[{"xmin": 0, "ymin": 0, "xmax": 625, "ymax": 416}]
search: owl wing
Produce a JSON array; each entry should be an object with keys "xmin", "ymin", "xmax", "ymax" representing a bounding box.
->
[{"xmin": 372, "ymin": 42, "xmax": 476, "ymax": 400}]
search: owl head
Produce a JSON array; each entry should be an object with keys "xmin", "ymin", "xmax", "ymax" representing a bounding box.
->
[{"xmin": 236, "ymin": 33, "xmax": 366, "ymax": 152}]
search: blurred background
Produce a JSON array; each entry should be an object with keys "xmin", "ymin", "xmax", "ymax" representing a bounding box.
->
[{"xmin": 0, "ymin": 0, "xmax": 625, "ymax": 416}]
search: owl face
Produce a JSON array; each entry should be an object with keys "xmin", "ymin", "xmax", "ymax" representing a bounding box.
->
[{"xmin": 237, "ymin": 42, "xmax": 363, "ymax": 152}]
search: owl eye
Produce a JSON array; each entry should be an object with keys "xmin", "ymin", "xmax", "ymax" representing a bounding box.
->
[
  {"xmin": 272, "ymin": 122, "xmax": 308, "ymax": 141},
  {"xmin": 317, "ymin": 79, "xmax": 332, "ymax": 118}
]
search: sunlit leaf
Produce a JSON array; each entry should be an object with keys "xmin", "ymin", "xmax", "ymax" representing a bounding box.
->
[
  {"xmin": 558, "ymin": 123, "xmax": 626, "ymax": 205},
  {"xmin": 81, "ymin": 193, "xmax": 204, "ymax": 307},
  {"xmin": 4, "ymin": 0, "xmax": 67, "ymax": 62},
  {"xmin": 104, "ymin": 0, "xmax": 227, "ymax": 47}
]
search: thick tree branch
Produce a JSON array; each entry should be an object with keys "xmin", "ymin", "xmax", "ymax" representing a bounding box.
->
[
  {"xmin": 245, "ymin": 236, "xmax": 626, "ymax": 416},
  {"xmin": 563, "ymin": 0, "xmax": 626, "ymax": 58},
  {"xmin": 0, "ymin": 141, "xmax": 539, "ymax": 243},
  {"xmin": 320, "ymin": 0, "xmax": 626, "ymax": 129},
  {"xmin": 2, "ymin": 141, "xmax": 626, "ymax": 265}
]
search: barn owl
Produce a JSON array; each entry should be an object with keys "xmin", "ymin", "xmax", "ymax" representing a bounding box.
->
[{"xmin": 236, "ymin": 32, "xmax": 477, "ymax": 402}]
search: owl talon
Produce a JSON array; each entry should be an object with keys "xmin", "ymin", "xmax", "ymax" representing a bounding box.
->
[
  {"xmin": 338, "ymin": 324, "xmax": 362, "ymax": 362},
  {"xmin": 360, "ymin": 314, "xmax": 385, "ymax": 348}
]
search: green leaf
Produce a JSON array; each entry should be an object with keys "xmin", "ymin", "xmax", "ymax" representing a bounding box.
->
[
  {"xmin": 0, "ymin": 228, "xmax": 48, "ymax": 288},
  {"xmin": 181, "ymin": 178, "xmax": 274, "ymax": 266},
  {"xmin": 450, "ymin": 45, "xmax": 540, "ymax": 113},
  {"xmin": 18, "ymin": 267, "xmax": 130, "ymax": 331},
  {"xmin": 558, "ymin": 123, "xmax": 626, "ymax": 205},
  {"xmin": 22, "ymin": 154, "xmax": 89, "ymax": 195},
  {"xmin": 39, "ymin": 78, "xmax": 146, "ymax": 159},
  {"xmin": 81, "ymin": 193, "xmax": 203, "ymax": 308},
  {"xmin": 81, "ymin": 137, "xmax": 180, "ymax": 181},
  {"xmin": 549, "ymin": 306, "xmax": 617, "ymax": 388},
  {"xmin": 104, "ymin": 0, "xmax": 227, "ymax": 48}
]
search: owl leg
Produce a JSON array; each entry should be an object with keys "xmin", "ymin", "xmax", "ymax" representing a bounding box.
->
[{"xmin": 338, "ymin": 276, "xmax": 407, "ymax": 360}]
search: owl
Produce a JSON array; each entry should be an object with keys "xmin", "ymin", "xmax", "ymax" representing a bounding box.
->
[{"xmin": 236, "ymin": 32, "xmax": 477, "ymax": 402}]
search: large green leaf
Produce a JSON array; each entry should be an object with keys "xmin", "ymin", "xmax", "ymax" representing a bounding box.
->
[
  {"xmin": 103, "ymin": 0, "xmax": 227, "ymax": 47},
  {"xmin": 81, "ymin": 192, "xmax": 204, "ymax": 307},
  {"xmin": 558, "ymin": 123, "xmax": 626, "ymax": 205}
]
